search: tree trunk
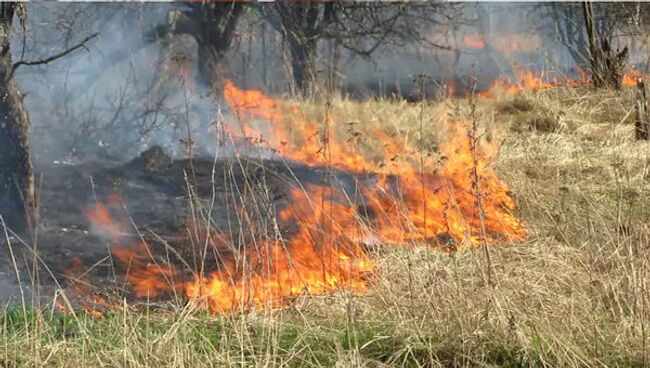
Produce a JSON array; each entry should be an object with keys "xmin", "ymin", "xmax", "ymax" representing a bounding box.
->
[
  {"xmin": 583, "ymin": 2, "xmax": 605, "ymax": 88},
  {"xmin": 261, "ymin": 22, "xmax": 268, "ymax": 88},
  {"xmin": 601, "ymin": 39, "xmax": 629, "ymax": 90},
  {"xmin": 197, "ymin": 42, "xmax": 225, "ymax": 92},
  {"xmin": 0, "ymin": 3, "xmax": 36, "ymax": 233},
  {"xmin": 288, "ymin": 37, "xmax": 317, "ymax": 97},
  {"xmin": 268, "ymin": 2, "xmax": 323, "ymax": 97},
  {"xmin": 192, "ymin": 3, "xmax": 243, "ymax": 93},
  {"xmin": 150, "ymin": 3, "xmax": 242, "ymax": 93},
  {"xmin": 582, "ymin": 2, "xmax": 628, "ymax": 90},
  {"xmin": 635, "ymin": 79, "xmax": 649, "ymax": 140}
]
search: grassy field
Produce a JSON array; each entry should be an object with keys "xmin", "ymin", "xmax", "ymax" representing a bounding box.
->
[{"xmin": 3, "ymin": 88, "xmax": 650, "ymax": 367}]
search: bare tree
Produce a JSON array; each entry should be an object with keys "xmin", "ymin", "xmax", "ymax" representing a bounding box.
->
[
  {"xmin": 539, "ymin": 2, "xmax": 635, "ymax": 87},
  {"xmin": 256, "ymin": 2, "xmax": 462, "ymax": 97},
  {"xmin": 0, "ymin": 3, "xmax": 95, "ymax": 233},
  {"xmin": 263, "ymin": 3, "xmax": 331, "ymax": 96},
  {"xmin": 582, "ymin": 2, "xmax": 628, "ymax": 89},
  {"xmin": 0, "ymin": 3, "xmax": 36, "ymax": 233},
  {"xmin": 149, "ymin": 1, "xmax": 244, "ymax": 92},
  {"xmin": 542, "ymin": 3, "xmax": 591, "ymax": 68}
]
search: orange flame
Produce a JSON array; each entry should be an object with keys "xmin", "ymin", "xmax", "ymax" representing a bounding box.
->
[
  {"xmin": 475, "ymin": 68, "xmax": 560, "ymax": 98},
  {"xmin": 56, "ymin": 256, "xmax": 119, "ymax": 317},
  {"xmin": 459, "ymin": 66, "xmax": 645, "ymax": 99},
  {"xmin": 461, "ymin": 34, "xmax": 540, "ymax": 54},
  {"xmin": 186, "ymin": 185, "xmax": 372, "ymax": 313},
  {"xmin": 68, "ymin": 81, "xmax": 527, "ymax": 315},
  {"xmin": 463, "ymin": 35, "xmax": 485, "ymax": 50},
  {"xmin": 622, "ymin": 67, "xmax": 646, "ymax": 87},
  {"xmin": 80, "ymin": 189, "xmax": 372, "ymax": 314}
]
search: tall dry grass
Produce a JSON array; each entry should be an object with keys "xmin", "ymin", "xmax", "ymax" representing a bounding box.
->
[{"xmin": 1, "ymin": 87, "xmax": 649, "ymax": 367}]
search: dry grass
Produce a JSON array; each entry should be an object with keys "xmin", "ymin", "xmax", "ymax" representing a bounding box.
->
[{"xmin": 2, "ymin": 87, "xmax": 650, "ymax": 367}]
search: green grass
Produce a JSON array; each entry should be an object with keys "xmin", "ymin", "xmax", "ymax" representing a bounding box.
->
[{"xmin": 0, "ymin": 307, "xmax": 569, "ymax": 367}]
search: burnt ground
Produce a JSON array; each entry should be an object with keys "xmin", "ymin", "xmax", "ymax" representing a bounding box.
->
[{"xmin": 0, "ymin": 146, "xmax": 373, "ymax": 310}]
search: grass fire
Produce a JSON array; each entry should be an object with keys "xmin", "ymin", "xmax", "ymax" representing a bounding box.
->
[
  {"xmin": 69, "ymin": 81, "xmax": 525, "ymax": 315},
  {"xmin": 1, "ymin": 2, "xmax": 650, "ymax": 367}
]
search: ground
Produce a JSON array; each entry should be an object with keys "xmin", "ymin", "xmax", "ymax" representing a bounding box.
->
[{"xmin": 1, "ymin": 87, "xmax": 649, "ymax": 367}]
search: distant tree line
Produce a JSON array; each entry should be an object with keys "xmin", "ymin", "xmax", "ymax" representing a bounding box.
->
[{"xmin": 147, "ymin": 1, "xmax": 462, "ymax": 96}]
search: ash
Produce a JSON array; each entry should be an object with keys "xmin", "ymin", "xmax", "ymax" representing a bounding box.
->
[{"xmin": 0, "ymin": 145, "xmax": 378, "ymax": 309}]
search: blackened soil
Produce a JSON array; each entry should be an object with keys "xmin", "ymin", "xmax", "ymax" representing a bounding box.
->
[{"xmin": 0, "ymin": 147, "xmax": 379, "ymax": 310}]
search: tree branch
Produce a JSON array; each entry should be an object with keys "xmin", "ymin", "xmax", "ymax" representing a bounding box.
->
[{"xmin": 12, "ymin": 32, "xmax": 98, "ymax": 73}]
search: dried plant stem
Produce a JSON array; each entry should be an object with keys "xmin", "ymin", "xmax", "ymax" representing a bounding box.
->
[
  {"xmin": 0, "ymin": 216, "xmax": 27, "ymax": 320},
  {"xmin": 467, "ymin": 86, "xmax": 493, "ymax": 292}
]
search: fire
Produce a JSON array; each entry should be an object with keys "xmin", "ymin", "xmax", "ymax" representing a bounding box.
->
[
  {"xmin": 461, "ymin": 33, "xmax": 539, "ymax": 53},
  {"xmin": 112, "ymin": 243, "xmax": 182, "ymax": 298},
  {"xmin": 475, "ymin": 68, "xmax": 561, "ymax": 98},
  {"xmin": 56, "ymin": 256, "xmax": 118, "ymax": 317},
  {"xmin": 79, "ymin": 189, "xmax": 372, "ymax": 314},
  {"xmin": 623, "ymin": 67, "xmax": 645, "ymax": 87},
  {"xmin": 85, "ymin": 193, "xmax": 126, "ymax": 238},
  {"xmin": 463, "ymin": 35, "xmax": 485, "ymax": 50},
  {"xmin": 187, "ymin": 185, "xmax": 372, "ymax": 312},
  {"xmin": 456, "ymin": 66, "xmax": 646, "ymax": 99},
  {"xmin": 224, "ymin": 81, "xmax": 524, "ymax": 245},
  {"xmin": 64, "ymin": 81, "xmax": 527, "ymax": 315},
  {"xmin": 224, "ymin": 80, "xmax": 371, "ymax": 171}
]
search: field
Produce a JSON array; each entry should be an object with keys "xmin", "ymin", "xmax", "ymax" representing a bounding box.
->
[{"xmin": 2, "ymin": 87, "xmax": 650, "ymax": 367}]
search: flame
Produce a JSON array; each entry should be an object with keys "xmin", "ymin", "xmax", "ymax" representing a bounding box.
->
[
  {"xmin": 85, "ymin": 193, "xmax": 127, "ymax": 238},
  {"xmin": 225, "ymin": 81, "xmax": 525, "ymax": 245},
  {"xmin": 622, "ymin": 67, "xmax": 645, "ymax": 87},
  {"xmin": 79, "ymin": 189, "xmax": 372, "ymax": 314},
  {"xmin": 186, "ymin": 185, "xmax": 372, "ymax": 313},
  {"xmin": 461, "ymin": 34, "xmax": 540, "ymax": 53},
  {"xmin": 445, "ymin": 68, "xmax": 562, "ymax": 99},
  {"xmin": 67, "ymin": 81, "xmax": 527, "ymax": 315},
  {"xmin": 474, "ymin": 68, "xmax": 560, "ymax": 98},
  {"xmin": 463, "ymin": 35, "xmax": 485, "ymax": 50},
  {"xmin": 56, "ymin": 256, "xmax": 119, "ymax": 317},
  {"xmin": 453, "ymin": 66, "xmax": 646, "ymax": 99}
]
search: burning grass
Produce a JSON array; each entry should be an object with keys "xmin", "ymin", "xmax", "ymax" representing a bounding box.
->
[
  {"xmin": 47, "ymin": 81, "xmax": 525, "ymax": 317},
  {"xmin": 449, "ymin": 66, "xmax": 645, "ymax": 101},
  {"xmin": 2, "ymin": 85, "xmax": 650, "ymax": 366}
]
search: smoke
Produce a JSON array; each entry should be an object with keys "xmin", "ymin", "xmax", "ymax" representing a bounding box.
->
[
  {"xmin": 11, "ymin": 3, "xmax": 645, "ymax": 165},
  {"xmin": 15, "ymin": 3, "xmax": 221, "ymax": 163}
]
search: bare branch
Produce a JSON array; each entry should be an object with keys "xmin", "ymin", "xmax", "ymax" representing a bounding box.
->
[{"xmin": 12, "ymin": 32, "xmax": 98, "ymax": 73}]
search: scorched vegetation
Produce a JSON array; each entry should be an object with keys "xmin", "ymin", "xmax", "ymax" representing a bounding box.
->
[{"xmin": 2, "ymin": 85, "xmax": 649, "ymax": 367}]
